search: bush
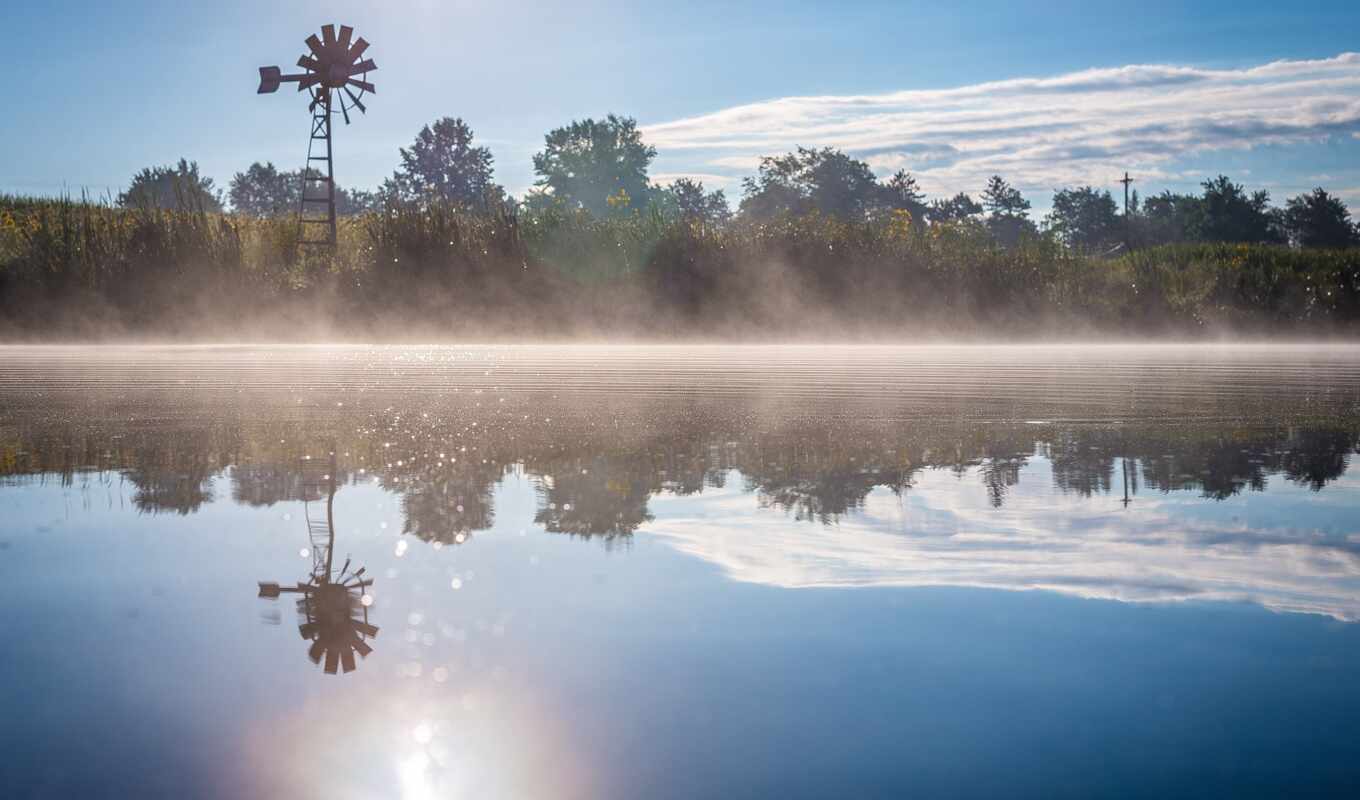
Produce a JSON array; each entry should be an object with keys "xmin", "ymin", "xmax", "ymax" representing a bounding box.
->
[{"xmin": 3, "ymin": 194, "xmax": 1359, "ymax": 340}]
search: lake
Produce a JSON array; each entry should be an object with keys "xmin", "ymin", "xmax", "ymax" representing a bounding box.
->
[{"xmin": 3, "ymin": 344, "xmax": 1360, "ymax": 799}]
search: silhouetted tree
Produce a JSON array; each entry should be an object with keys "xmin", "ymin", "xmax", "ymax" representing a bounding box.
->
[
  {"xmin": 229, "ymin": 162, "xmax": 294, "ymax": 216},
  {"xmin": 980, "ymin": 175, "xmax": 1036, "ymax": 246},
  {"xmin": 1047, "ymin": 186, "xmax": 1120, "ymax": 251},
  {"xmin": 531, "ymin": 114, "xmax": 655, "ymax": 217},
  {"xmin": 927, "ymin": 192, "xmax": 983, "ymax": 224},
  {"xmin": 389, "ymin": 117, "xmax": 504, "ymax": 209},
  {"xmin": 664, "ymin": 178, "xmax": 731, "ymax": 225},
  {"xmin": 118, "ymin": 159, "xmax": 222, "ymax": 212},
  {"xmin": 1192, "ymin": 175, "xmax": 1282, "ymax": 244},
  {"xmin": 739, "ymin": 147, "xmax": 884, "ymax": 220},
  {"xmin": 1136, "ymin": 190, "xmax": 1199, "ymax": 245},
  {"xmin": 880, "ymin": 170, "xmax": 929, "ymax": 226},
  {"xmin": 230, "ymin": 161, "xmax": 378, "ymax": 216},
  {"xmin": 1282, "ymin": 188, "xmax": 1358, "ymax": 249}
]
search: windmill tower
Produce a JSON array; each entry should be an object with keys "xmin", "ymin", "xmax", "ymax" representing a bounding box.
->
[
  {"xmin": 257, "ymin": 24, "xmax": 377, "ymax": 248},
  {"xmin": 258, "ymin": 455, "xmax": 379, "ymax": 675}
]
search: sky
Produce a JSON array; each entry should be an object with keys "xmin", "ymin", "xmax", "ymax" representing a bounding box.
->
[{"xmin": 6, "ymin": 0, "xmax": 1360, "ymax": 213}]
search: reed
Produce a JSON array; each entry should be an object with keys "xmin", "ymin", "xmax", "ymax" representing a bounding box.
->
[{"xmin": 3, "ymin": 194, "xmax": 1358, "ymax": 338}]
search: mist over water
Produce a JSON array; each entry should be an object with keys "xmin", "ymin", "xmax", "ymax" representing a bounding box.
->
[{"xmin": 3, "ymin": 343, "xmax": 1360, "ymax": 798}]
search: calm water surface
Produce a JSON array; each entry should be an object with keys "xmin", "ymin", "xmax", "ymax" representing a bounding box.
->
[{"xmin": 3, "ymin": 344, "xmax": 1360, "ymax": 798}]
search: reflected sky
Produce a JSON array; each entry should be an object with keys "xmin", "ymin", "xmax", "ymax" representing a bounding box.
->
[{"xmin": 3, "ymin": 345, "xmax": 1360, "ymax": 798}]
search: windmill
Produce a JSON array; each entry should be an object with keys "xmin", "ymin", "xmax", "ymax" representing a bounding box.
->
[
  {"xmin": 257, "ymin": 24, "xmax": 377, "ymax": 247},
  {"xmin": 258, "ymin": 454, "xmax": 379, "ymax": 675}
]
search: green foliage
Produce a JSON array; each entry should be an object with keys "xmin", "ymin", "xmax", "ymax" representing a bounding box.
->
[
  {"xmin": 387, "ymin": 117, "xmax": 505, "ymax": 209},
  {"xmin": 881, "ymin": 171, "xmax": 928, "ymax": 225},
  {"xmin": 118, "ymin": 159, "xmax": 223, "ymax": 213},
  {"xmin": 4, "ymin": 195, "xmax": 1360, "ymax": 339},
  {"xmin": 1047, "ymin": 186, "xmax": 1121, "ymax": 252},
  {"xmin": 229, "ymin": 162, "xmax": 294, "ymax": 216},
  {"xmin": 1191, "ymin": 175, "xmax": 1283, "ymax": 244},
  {"xmin": 740, "ymin": 147, "xmax": 885, "ymax": 221},
  {"xmin": 531, "ymin": 114, "xmax": 656, "ymax": 218},
  {"xmin": 657, "ymin": 178, "xmax": 731, "ymax": 226},
  {"xmin": 1283, "ymin": 188, "xmax": 1359, "ymax": 249},
  {"xmin": 927, "ymin": 192, "xmax": 983, "ymax": 224},
  {"xmin": 228, "ymin": 162, "xmax": 374, "ymax": 217},
  {"xmin": 980, "ymin": 175, "xmax": 1037, "ymax": 247}
]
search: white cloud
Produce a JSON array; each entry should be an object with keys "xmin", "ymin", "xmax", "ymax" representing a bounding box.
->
[{"xmin": 642, "ymin": 53, "xmax": 1360, "ymax": 197}]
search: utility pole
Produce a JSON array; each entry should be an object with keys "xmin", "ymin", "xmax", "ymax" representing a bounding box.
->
[{"xmin": 1119, "ymin": 172, "xmax": 1135, "ymax": 248}]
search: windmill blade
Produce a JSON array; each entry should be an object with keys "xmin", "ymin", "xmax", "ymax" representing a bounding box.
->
[
  {"xmin": 339, "ymin": 557, "xmax": 351, "ymax": 577},
  {"xmin": 340, "ymin": 100, "xmax": 351, "ymax": 125},
  {"xmin": 324, "ymin": 646, "xmax": 341, "ymax": 674},
  {"xmin": 337, "ymin": 25, "xmax": 354, "ymax": 51},
  {"xmin": 308, "ymin": 639, "xmax": 325, "ymax": 664},
  {"xmin": 296, "ymin": 55, "xmax": 321, "ymax": 72},
  {"xmin": 321, "ymin": 24, "xmax": 337, "ymax": 49},
  {"xmin": 353, "ymin": 637, "xmax": 373, "ymax": 658},
  {"xmin": 341, "ymin": 646, "xmax": 357, "ymax": 673},
  {"xmin": 347, "ymin": 37, "xmax": 369, "ymax": 62},
  {"xmin": 299, "ymin": 622, "xmax": 319, "ymax": 639},
  {"xmin": 343, "ymin": 87, "xmax": 367, "ymax": 113},
  {"xmin": 355, "ymin": 621, "xmax": 379, "ymax": 638},
  {"xmin": 305, "ymin": 34, "xmax": 325, "ymax": 59},
  {"xmin": 347, "ymin": 79, "xmax": 376, "ymax": 94},
  {"xmin": 353, "ymin": 566, "xmax": 366, "ymax": 578},
  {"xmin": 347, "ymin": 59, "xmax": 377, "ymax": 76}
]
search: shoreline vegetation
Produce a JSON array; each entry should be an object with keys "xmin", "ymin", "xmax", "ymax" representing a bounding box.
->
[{"xmin": 4, "ymin": 116, "xmax": 1359, "ymax": 341}]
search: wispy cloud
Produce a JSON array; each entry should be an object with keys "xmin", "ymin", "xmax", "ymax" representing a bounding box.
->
[{"xmin": 642, "ymin": 53, "xmax": 1360, "ymax": 197}]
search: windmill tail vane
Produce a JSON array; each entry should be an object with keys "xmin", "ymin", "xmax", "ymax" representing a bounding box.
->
[{"xmin": 257, "ymin": 24, "xmax": 377, "ymax": 248}]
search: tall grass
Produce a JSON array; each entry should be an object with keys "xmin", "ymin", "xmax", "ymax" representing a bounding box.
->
[{"xmin": 3, "ymin": 194, "xmax": 1359, "ymax": 339}]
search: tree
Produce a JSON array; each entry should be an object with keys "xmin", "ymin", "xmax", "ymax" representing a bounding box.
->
[
  {"xmin": 118, "ymin": 159, "xmax": 222, "ymax": 212},
  {"xmin": 666, "ymin": 178, "xmax": 731, "ymax": 225},
  {"xmin": 229, "ymin": 161, "xmax": 377, "ymax": 217},
  {"xmin": 532, "ymin": 114, "xmax": 656, "ymax": 217},
  {"xmin": 880, "ymin": 170, "xmax": 928, "ymax": 226},
  {"xmin": 926, "ymin": 192, "xmax": 983, "ymax": 224},
  {"xmin": 341, "ymin": 188, "xmax": 383, "ymax": 215},
  {"xmin": 981, "ymin": 175, "xmax": 1030, "ymax": 219},
  {"xmin": 1282, "ymin": 188, "xmax": 1358, "ymax": 249},
  {"xmin": 1193, "ymin": 175, "xmax": 1282, "ymax": 244},
  {"xmin": 980, "ymin": 175, "xmax": 1036, "ymax": 245},
  {"xmin": 229, "ymin": 162, "xmax": 295, "ymax": 216},
  {"xmin": 389, "ymin": 117, "xmax": 504, "ymax": 209},
  {"xmin": 1136, "ymin": 191, "xmax": 1200, "ymax": 246},
  {"xmin": 739, "ymin": 147, "xmax": 885, "ymax": 220},
  {"xmin": 1046, "ymin": 186, "xmax": 1120, "ymax": 251}
]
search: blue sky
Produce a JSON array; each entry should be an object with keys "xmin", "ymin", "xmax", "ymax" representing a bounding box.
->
[{"xmin": 6, "ymin": 0, "xmax": 1360, "ymax": 212}]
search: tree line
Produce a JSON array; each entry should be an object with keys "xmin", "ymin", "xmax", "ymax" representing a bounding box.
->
[{"xmin": 117, "ymin": 115, "xmax": 1359, "ymax": 253}]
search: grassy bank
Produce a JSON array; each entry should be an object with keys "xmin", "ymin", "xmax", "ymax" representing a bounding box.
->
[{"xmin": 3, "ymin": 195, "xmax": 1359, "ymax": 339}]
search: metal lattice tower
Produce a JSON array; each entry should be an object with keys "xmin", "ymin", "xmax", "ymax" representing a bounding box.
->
[
  {"xmin": 256, "ymin": 24, "xmax": 377, "ymax": 250},
  {"xmin": 300, "ymin": 94, "xmax": 337, "ymax": 247}
]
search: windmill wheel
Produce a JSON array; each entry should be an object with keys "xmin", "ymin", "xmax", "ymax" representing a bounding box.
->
[{"xmin": 259, "ymin": 23, "xmax": 377, "ymax": 125}]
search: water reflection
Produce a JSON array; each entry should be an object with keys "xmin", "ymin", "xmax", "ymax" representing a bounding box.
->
[
  {"xmin": 5, "ymin": 405, "xmax": 1359, "ymax": 617},
  {"xmin": 257, "ymin": 456, "xmax": 378, "ymax": 674},
  {"xmin": 5, "ymin": 346, "xmax": 1360, "ymax": 797}
]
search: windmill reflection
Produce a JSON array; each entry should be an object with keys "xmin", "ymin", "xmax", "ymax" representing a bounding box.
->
[{"xmin": 257, "ymin": 455, "xmax": 378, "ymax": 675}]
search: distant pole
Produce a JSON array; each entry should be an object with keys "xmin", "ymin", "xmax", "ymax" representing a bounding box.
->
[{"xmin": 1119, "ymin": 172, "xmax": 1135, "ymax": 247}]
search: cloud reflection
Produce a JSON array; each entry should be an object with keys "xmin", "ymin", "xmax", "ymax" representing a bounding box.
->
[{"xmin": 648, "ymin": 464, "xmax": 1360, "ymax": 621}]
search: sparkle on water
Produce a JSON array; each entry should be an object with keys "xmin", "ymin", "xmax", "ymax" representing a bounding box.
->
[{"xmin": 2, "ymin": 344, "xmax": 1360, "ymax": 798}]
